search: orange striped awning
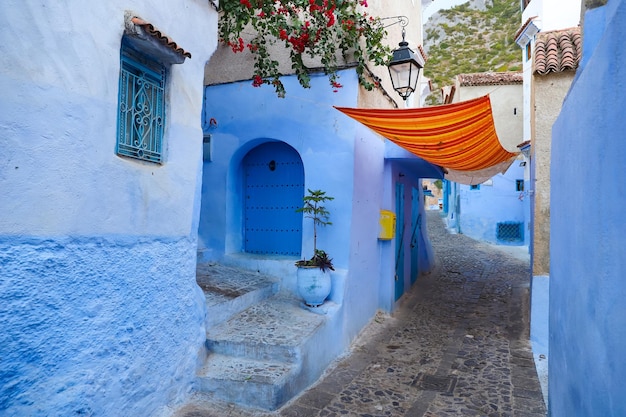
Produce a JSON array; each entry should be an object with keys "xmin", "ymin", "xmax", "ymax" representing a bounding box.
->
[{"xmin": 335, "ymin": 95, "xmax": 518, "ymax": 172}]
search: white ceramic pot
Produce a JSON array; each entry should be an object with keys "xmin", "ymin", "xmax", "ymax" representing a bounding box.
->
[{"xmin": 296, "ymin": 266, "xmax": 331, "ymax": 307}]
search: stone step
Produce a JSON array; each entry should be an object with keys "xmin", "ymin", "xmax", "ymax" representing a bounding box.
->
[
  {"xmin": 206, "ymin": 296, "xmax": 325, "ymax": 362},
  {"xmin": 196, "ymin": 354, "xmax": 300, "ymax": 410},
  {"xmin": 196, "ymin": 263, "xmax": 279, "ymax": 328},
  {"xmin": 198, "ymin": 296, "xmax": 328, "ymax": 410}
]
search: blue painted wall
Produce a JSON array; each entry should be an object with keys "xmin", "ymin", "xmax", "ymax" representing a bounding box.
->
[
  {"xmin": 549, "ymin": 1, "xmax": 626, "ymax": 415},
  {"xmin": 199, "ymin": 71, "xmax": 359, "ymax": 277},
  {"xmin": 456, "ymin": 164, "xmax": 527, "ymax": 245},
  {"xmin": 0, "ymin": 237, "xmax": 206, "ymax": 415},
  {"xmin": 443, "ymin": 180, "xmax": 461, "ymax": 233},
  {"xmin": 0, "ymin": 3, "xmax": 216, "ymax": 415},
  {"xmin": 200, "ymin": 70, "xmax": 438, "ymax": 347}
]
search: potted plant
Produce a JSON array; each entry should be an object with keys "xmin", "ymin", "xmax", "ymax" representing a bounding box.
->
[{"xmin": 295, "ymin": 189, "xmax": 335, "ymax": 307}]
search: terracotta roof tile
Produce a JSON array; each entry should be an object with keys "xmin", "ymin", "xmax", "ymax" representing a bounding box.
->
[
  {"xmin": 534, "ymin": 27, "xmax": 581, "ymax": 75},
  {"xmin": 131, "ymin": 17, "xmax": 192, "ymax": 59},
  {"xmin": 458, "ymin": 71, "xmax": 523, "ymax": 86},
  {"xmin": 418, "ymin": 45, "xmax": 428, "ymax": 63}
]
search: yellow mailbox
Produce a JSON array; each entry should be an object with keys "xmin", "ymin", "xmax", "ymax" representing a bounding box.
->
[{"xmin": 378, "ymin": 210, "xmax": 396, "ymax": 240}]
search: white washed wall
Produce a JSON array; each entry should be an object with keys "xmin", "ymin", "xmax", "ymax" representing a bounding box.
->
[{"xmin": 0, "ymin": 1, "xmax": 217, "ymax": 416}]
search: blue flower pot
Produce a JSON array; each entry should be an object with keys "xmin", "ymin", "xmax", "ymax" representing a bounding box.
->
[{"xmin": 296, "ymin": 266, "xmax": 331, "ymax": 307}]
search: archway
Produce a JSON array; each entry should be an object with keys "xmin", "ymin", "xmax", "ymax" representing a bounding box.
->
[{"xmin": 241, "ymin": 142, "xmax": 304, "ymax": 256}]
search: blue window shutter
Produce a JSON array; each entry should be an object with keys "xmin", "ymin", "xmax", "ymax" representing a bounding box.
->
[{"xmin": 116, "ymin": 43, "xmax": 165, "ymax": 163}]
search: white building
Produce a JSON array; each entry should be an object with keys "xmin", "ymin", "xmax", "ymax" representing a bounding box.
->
[{"xmin": 0, "ymin": 2, "xmax": 217, "ymax": 415}]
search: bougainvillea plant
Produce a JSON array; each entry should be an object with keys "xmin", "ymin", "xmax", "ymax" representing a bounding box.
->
[{"xmin": 219, "ymin": 0, "xmax": 392, "ymax": 97}]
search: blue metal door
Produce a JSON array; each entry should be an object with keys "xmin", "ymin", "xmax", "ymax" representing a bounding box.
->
[
  {"xmin": 410, "ymin": 187, "xmax": 421, "ymax": 285},
  {"xmin": 243, "ymin": 142, "xmax": 304, "ymax": 256},
  {"xmin": 395, "ymin": 183, "xmax": 405, "ymax": 301}
]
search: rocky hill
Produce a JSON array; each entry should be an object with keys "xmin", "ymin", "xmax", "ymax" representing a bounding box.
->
[{"xmin": 423, "ymin": 0, "xmax": 522, "ymax": 104}]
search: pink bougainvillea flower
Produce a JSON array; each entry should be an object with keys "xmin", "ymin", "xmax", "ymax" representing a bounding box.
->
[
  {"xmin": 342, "ymin": 19, "xmax": 354, "ymax": 30},
  {"xmin": 228, "ymin": 37, "xmax": 245, "ymax": 53},
  {"xmin": 326, "ymin": 12, "xmax": 335, "ymax": 27},
  {"xmin": 252, "ymin": 75, "xmax": 263, "ymax": 87},
  {"xmin": 219, "ymin": 0, "xmax": 392, "ymax": 96}
]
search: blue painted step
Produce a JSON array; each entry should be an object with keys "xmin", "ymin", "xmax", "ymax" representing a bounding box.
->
[
  {"xmin": 196, "ymin": 354, "xmax": 299, "ymax": 410},
  {"xmin": 197, "ymin": 296, "xmax": 326, "ymax": 410},
  {"xmin": 197, "ymin": 263, "xmax": 279, "ymax": 328}
]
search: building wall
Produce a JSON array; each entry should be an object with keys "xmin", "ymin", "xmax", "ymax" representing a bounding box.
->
[
  {"xmin": 200, "ymin": 71, "xmax": 372, "ymax": 338},
  {"xmin": 457, "ymin": 167, "xmax": 527, "ymax": 245},
  {"xmin": 0, "ymin": 2, "xmax": 217, "ymax": 416},
  {"xmin": 456, "ymin": 83, "xmax": 524, "ymax": 152},
  {"xmin": 520, "ymin": 0, "xmax": 581, "ymax": 147},
  {"xmin": 200, "ymin": 68, "xmax": 435, "ymax": 351},
  {"xmin": 359, "ymin": 0, "xmax": 423, "ymax": 109},
  {"xmin": 199, "ymin": 72, "xmax": 362, "ymax": 287},
  {"xmin": 521, "ymin": 52, "xmax": 533, "ymax": 145},
  {"xmin": 380, "ymin": 143, "xmax": 441, "ymax": 310},
  {"xmin": 450, "ymin": 82, "xmax": 526, "ymax": 245},
  {"xmin": 519, "ymin": 0, "xmax": 582, "ymax": 403},
  {"xmin": 549, "ymin": 0, "xmax": 626, "ymax": 415},
  {"xmin": 522, "ymin": 0, "xmax": 582, "ymax": 32},
  {"xmin": 205, "ymin": 0, "xmax": 423, "ymax": 111},
  {"xmin": 443, "ymin": 180, "xmax": 461, "ymax": 233},
  {"xmin": 531, "ymin": 72, "xmax": 574, "ymax": 275}
]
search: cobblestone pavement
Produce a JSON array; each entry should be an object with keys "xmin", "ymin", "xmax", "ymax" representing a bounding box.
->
[{"xmin": 177, "ymin": 211, "xmax": 546, "ymax": 417}]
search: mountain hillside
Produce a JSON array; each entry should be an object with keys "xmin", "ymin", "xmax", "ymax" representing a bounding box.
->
[{"xmin": 423, "ymin": 0, "xmax": 522, "ymax": 104}]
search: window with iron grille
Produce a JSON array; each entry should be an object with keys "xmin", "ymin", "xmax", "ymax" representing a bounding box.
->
[
  {"xmin": 116, "ymin": 43, "xmax": 165, "ymax": 163},
  {"xmin": 496, "ymin": 222, "xmax": 524, "ymax": 243}
]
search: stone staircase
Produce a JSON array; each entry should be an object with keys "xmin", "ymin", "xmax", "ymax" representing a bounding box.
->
[{"xmin": 194, "ymin": 263, "xmax": 332, "ymax": 410}]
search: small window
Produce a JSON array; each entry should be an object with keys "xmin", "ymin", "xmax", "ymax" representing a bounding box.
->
[
  {"xmin": 470, "ymin": 184, "xmax": 480, "ymax": 190},
  {"xmin": 116, "ymin": 41, "xmax": 166, "ymax": 163},
  {"xmin": 497, "ymin": 222, "xmax": 524, "ymax": 243},
  {"xmin": 516, "ymin": 180, "xmax": 524, "ymax": 192},
  {"xmin": 525, "ymin": 42, "xmax": 532, "ymax": 62}
]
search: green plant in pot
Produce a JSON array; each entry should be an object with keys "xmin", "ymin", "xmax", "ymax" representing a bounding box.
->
[{"xmin": 295, "ymin": 189, "xmax": 334, "ymax": 307}]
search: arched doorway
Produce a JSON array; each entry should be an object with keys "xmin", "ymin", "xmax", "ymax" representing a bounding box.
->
[{"xmin": 242, "ymin": 142, "xmax": 304, "ymax": 256}]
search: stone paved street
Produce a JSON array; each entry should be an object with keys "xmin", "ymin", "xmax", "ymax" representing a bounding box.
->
[{"xmin": 176, "ymin": 211, "xmax": 546, "ymax": 417}]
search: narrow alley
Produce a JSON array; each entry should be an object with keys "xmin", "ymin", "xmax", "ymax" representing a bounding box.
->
[{"xmin": 177, "ymin": 210, "xmax": 546, "ymax": 417}]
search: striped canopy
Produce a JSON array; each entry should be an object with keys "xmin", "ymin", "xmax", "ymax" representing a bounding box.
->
[{"xmin": 335, "ymin": 95, "xmax": 518, "ymax": 173}]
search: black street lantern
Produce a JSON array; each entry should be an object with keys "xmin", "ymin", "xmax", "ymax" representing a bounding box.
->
[{"xmin": 387, "ymin": 29, "xmax": 424, "ymax": 101}]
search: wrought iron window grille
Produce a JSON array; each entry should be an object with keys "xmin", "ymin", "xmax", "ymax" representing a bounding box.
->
[
  {"xmin": 116, "ymin": 42, "xmax": 166, "ymax": 164},
  {"xmin": 496, "ymin": 222, "xmax": 524, "ymax": 243}
]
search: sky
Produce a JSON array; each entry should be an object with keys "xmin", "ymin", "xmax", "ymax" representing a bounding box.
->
[{"xmin": 422, "ymin": 0, "xmax": 470, "ymax": 20}]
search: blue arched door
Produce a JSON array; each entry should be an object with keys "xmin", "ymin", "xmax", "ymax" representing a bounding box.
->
[{"xmin": 242, "ymin": 142, "xmax": 304, "ymax": 256}]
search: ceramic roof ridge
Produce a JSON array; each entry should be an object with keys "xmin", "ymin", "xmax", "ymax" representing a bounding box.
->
[
  {"xmin": 534, "ymin": 26, "xmax": 581, "ymax": 75},
  {"xmin": 131, "ymin": 16, "xmax": 192, "ymax": 59},
  {"xmin": 457, "ymin": 71, "xmax": 523, "ymax": 86}
]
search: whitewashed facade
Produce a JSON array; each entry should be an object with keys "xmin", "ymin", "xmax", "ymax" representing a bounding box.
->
[{"xmin": 0, "ymin": 2, "xmax": 217, "ymax": 416}]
